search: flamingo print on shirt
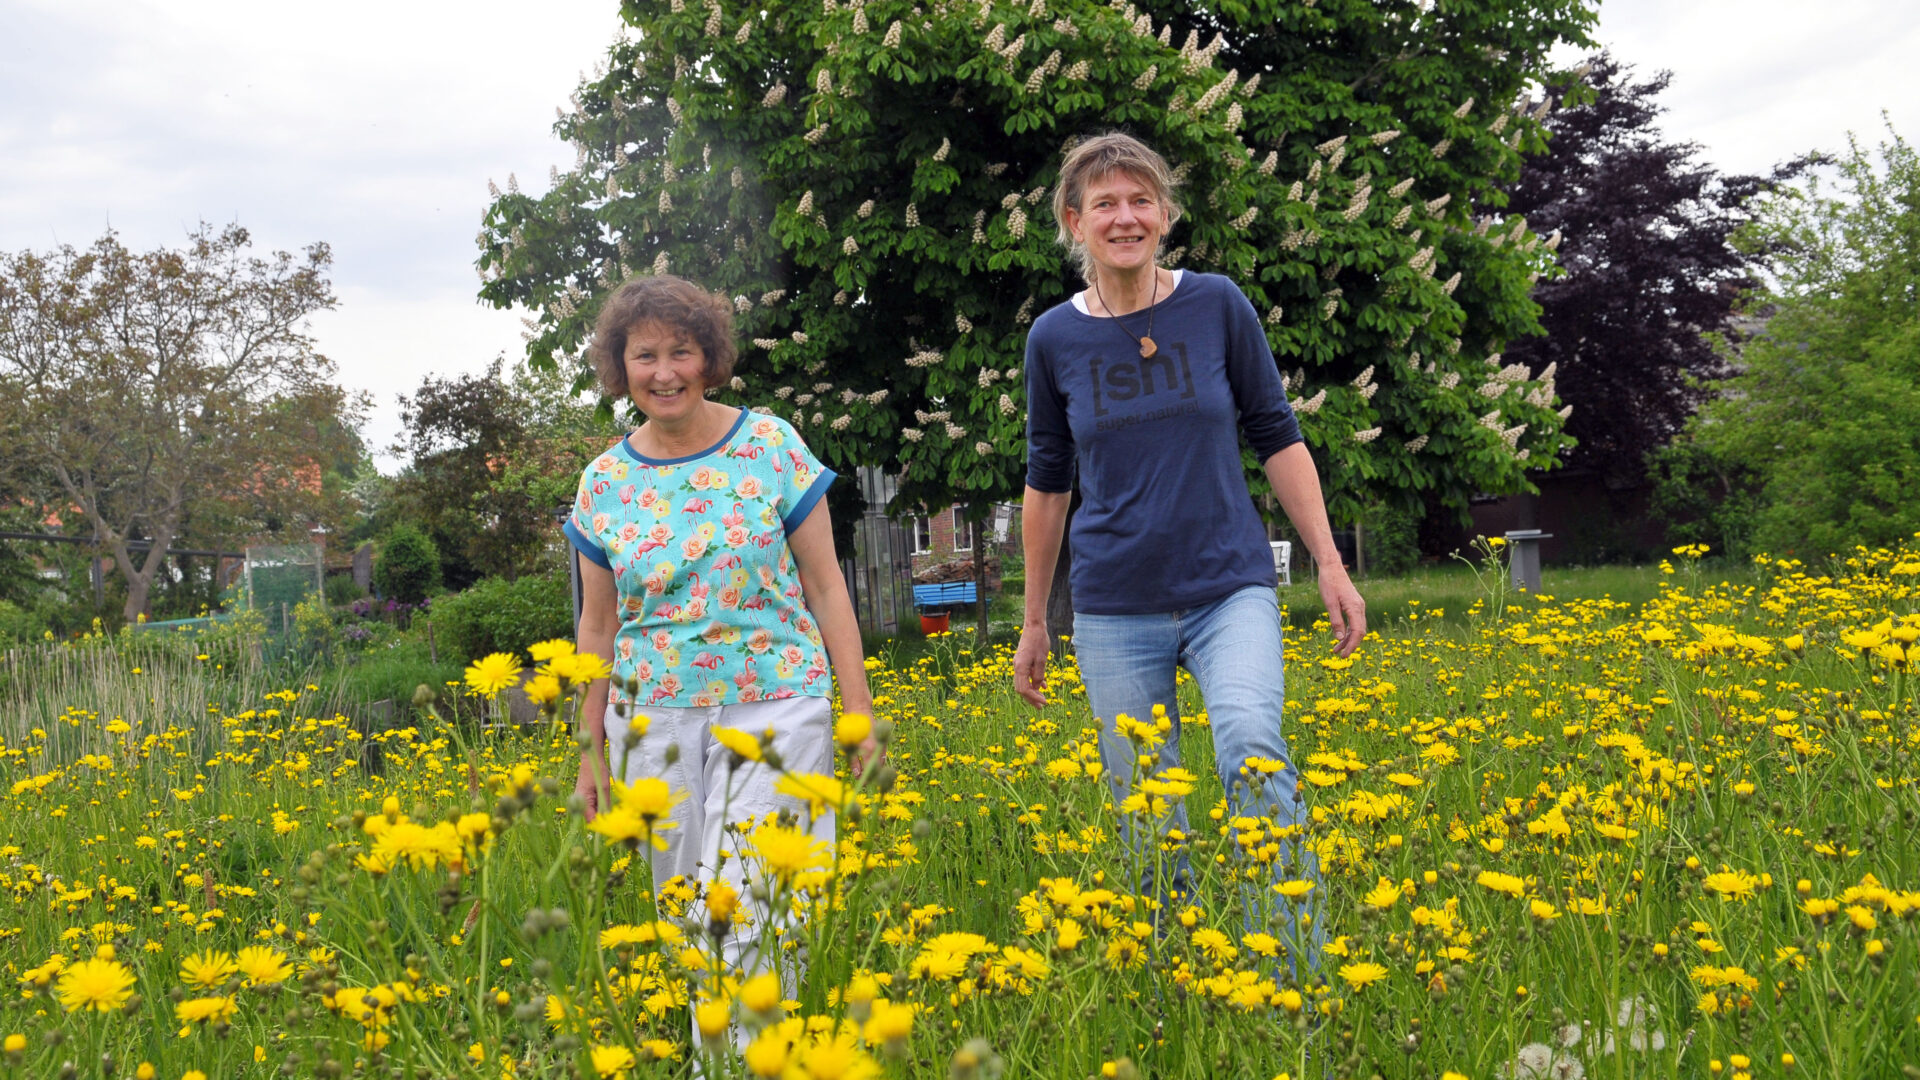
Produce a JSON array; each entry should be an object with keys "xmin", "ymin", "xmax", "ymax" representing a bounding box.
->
[{"xmin": 564, "ymin": 410, "xmax": 835, "ymax": 708}]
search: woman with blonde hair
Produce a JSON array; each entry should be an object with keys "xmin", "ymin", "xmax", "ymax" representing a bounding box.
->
[{"xmin": 1012, "ymin": 132, "xmax": 1366, "ymax": 980}]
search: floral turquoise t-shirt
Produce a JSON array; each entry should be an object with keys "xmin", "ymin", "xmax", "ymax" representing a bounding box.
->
[{"xmin": 562, "ymin": 409, "xmax": 836, "ymax": 708}]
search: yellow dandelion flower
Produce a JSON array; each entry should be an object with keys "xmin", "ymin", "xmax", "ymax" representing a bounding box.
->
[
  {"xmin": 54, "ymin": 957, "xmax": 137, "ymax": 1013},
  {"xmin": 464, "ymin": 652, "xmax": 523, "ymax": 698}
]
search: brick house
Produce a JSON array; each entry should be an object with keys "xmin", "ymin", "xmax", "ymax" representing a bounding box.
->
[{"xmin": 908, "ymin": 503, "xmax": 1020, "ymax": 574}]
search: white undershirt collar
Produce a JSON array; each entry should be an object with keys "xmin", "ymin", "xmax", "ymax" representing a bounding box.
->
[{"xmin": 1071, "ymin": 269, "xmax": 1184, "ymax": 314}]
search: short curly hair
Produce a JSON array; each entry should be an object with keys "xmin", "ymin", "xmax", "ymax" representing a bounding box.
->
[{"xmin": 589, "ymin": 274, "xmax": 738, "ymax": 399}]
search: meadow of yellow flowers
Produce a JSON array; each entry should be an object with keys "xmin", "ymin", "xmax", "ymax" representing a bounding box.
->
[{"xmin": 2, "ymin": 542, "xmax": 1917, "ymax": 1080}]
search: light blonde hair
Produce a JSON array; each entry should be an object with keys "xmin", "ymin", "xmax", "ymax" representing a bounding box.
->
[{"xmin": 1051, "ymin": 132, "xmax": 1185, "ymax": 281}]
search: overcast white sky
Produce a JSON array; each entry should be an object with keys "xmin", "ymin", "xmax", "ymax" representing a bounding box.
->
[{"xmin": 4, "ymin": 0, "xmax": 1917, "ymax": 467}]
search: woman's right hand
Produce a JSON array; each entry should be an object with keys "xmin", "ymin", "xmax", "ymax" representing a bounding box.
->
[
  {"xmin": 1013, "ymin": 623, "xmax": 1052, "ymax": 708},
  {"xmin": 575, "ymin": 756, "xmax": 603, "ymax": 822}
]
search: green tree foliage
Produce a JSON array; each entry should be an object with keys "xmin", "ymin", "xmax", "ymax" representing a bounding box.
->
[
  {"xmin": 1676, "ymin": 124, "xmax": 1920, "ymax": 557},
  {"xmin": 389, "ymin": 360, "xmax": 559, "ymax": 587},
  {"xmin": 0, "ymin": 225, "xmax": 363, "ymax": 621},
  {"xmin": 430, "ymin": 571, "xmax": 575, "ymax": 665},
  {"xmin": 478, "ymin": 0, "xmax": 1594, "ymax": 526},
  {"xmin": 373, "ymin": 524, "xmax": 442, "ymax": 606}
]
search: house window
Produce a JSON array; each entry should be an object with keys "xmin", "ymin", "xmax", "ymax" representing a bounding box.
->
[
  {"xmin": 951, "ymin": 506, "xmax": 973, "ymax": 552},
  {"xmin": 912, "ymin": 516, "xmax": 933, "ymax": 555}
]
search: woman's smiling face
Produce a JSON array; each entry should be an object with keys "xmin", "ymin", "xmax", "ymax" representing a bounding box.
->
[
  {"xmin": 1066, "ymin": 169, "xmax": 1169, "ymax": 276},
  {"xmin": 622, "ymin": 321, "xmax": 709, "ymax": 424}
]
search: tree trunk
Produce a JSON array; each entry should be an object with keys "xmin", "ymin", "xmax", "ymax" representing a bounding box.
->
[
  {"xmin": 1045, "ymin": 496, "xmax": 1077, "ymax": 659},
  {"xmin": 973, "ymin": 506, "xmax": 988, "ymax": 643},
  {"xmin": 110, "ymin": 523, "xmax": 175, "ymax": 624}
]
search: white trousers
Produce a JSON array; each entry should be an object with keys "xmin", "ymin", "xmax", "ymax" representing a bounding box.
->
[{"xmin": 602, "ymin": 694, "xmax": 835, "ymax": 1022}]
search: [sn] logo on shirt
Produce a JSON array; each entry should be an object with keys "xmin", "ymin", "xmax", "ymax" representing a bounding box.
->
[{"xmin": 1089, "ymin": 341, "xmax": 1197, "ymax": 420}]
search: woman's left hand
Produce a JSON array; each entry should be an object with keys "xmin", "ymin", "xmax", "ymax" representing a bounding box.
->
[{"xmin": 1318, "ymin": 564, "xmax": 1368, "ymax": 657}]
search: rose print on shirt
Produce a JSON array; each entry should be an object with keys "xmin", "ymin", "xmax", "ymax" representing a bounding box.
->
[{"xmin": 565, "ymin": 412, "xmax": 832, "ymax": 707}]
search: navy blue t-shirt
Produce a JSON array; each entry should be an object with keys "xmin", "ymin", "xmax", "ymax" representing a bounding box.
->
[{"xmin": 1024, "ymin": 271, "xmax": 1302, "ymax": 615}]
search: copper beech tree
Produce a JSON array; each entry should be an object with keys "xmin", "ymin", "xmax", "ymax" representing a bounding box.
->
[
  {"xmin": 480, "ymin": 0, "xmax": 1595, "ymax": 561},
  {"xmin": 0, "ymin": 225, "xmax": 362, "ymax": 621}
]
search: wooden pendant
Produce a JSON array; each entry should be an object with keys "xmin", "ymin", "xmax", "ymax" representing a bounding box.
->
[{"xmin": 1139, "ymin": 336, "xmax": 1158, "ymax": 359}]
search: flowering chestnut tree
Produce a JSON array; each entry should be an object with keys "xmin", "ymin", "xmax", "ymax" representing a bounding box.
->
[{"xmin": 479, "ymin": 0, "xmax": 1594, "ymax": 526}]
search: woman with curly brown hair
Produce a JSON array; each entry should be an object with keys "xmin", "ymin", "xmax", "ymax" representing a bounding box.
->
[{"xmin": 564, "ymin": 273, "xmax": 876, "ymax": 1011}]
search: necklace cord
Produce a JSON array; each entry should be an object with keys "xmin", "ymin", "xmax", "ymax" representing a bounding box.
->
[{"xmin": 1092, "ymin": 269, "xmax": 1158, "ymax": 355}]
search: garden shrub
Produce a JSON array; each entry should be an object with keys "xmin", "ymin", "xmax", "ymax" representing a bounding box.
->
[
  {"xmin": 431, "ymin": 571, "xmax": 572, "ymax": 665},
  {"xmin": 323, "ymin": 573, "xmax": 366, "ymax": 606},
  {"xmin": 373, "ymin": 524, "xmax": 440, "ymax": 605},
  {"xmin": 1363, "ymin": 502, "xmax": 1423, "ymax": 577}
]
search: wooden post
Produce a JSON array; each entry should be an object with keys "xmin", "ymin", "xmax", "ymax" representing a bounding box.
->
[{"xmin": 973, "ymin": 507, "xmax": 988, "ymax": 644}]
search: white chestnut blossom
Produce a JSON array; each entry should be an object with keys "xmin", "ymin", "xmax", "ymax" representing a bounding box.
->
[
  {"xmin": 974, "ymin": 440, "xmax": 994, "ymax": 456},
  {"xmin": 1353, "ymin": 427, "xmax": 1382, "ymax": 443},
  {"xmin": 902, "ymin": 428, "xmax": 924, "ymax": 442},
  {"xmin": 791, "ymin": 331, "xmax": 808, "ymax": 343},
  {"xmin": 1404, "ymin": 434, "xmax": 1429, "ymax": 452},
  {"xmin": 762, "ymin": 82, "xmax": 789, "ymax": 107},
  {"xmin": 1370, "ymin": 129, "xmax": 1401, "ymax": 146},
  {"xmin": 1266, "ymin": 306, "xmax": 1284, "ymax": 325},
  {"xmin": 1453, "ymin": 96, "xmax": 1475, "ymax": 119}
]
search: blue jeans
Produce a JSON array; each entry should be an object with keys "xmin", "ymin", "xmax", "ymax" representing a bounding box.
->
[{"xmin": 1073, "ymin": 584, "xmax": 1326, "ymax": 980}]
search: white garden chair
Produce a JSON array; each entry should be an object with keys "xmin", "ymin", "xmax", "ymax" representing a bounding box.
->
[{"xmin": 1270, "ymin": 540, "xmax": 1292, "ymax": 587}]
